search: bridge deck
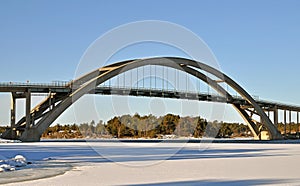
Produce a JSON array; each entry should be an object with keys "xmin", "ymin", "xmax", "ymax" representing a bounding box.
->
[{"xmin": 1, "ymin": 83, "xmax": 300, "ymax": 112}]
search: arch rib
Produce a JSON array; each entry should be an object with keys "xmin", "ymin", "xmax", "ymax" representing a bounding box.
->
[{"xmin": 19, "ymin": 57, "xmax": 282, "ymax": 141}]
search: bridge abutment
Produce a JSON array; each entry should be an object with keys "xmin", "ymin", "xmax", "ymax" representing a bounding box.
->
[{"xmin": 19, "ymin": 128, "xmax": 41, "ymax": 142}]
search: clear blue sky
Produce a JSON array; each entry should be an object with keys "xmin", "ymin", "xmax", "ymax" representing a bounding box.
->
[{"xmin": 0, "ymin": 0, "xmax": 300, "ymax": 125}]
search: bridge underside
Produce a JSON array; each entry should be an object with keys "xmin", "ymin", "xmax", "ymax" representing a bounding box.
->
[{"xmin": 1, "ymin": 57, "xmax": 296, "ymax": 141}]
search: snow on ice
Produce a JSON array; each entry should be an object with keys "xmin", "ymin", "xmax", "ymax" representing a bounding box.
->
[{"xmin": 0, "ymin": 155, "xmax": 27, "ymax": 172}]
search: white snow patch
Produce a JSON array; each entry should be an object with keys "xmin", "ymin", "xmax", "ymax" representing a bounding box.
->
[
  {"xmin": 0, "ymin": 164, "xmax": 15, "ymax": 171},
  {"xmin": 0, "ymin": 138, "xmax": 21, "ymax": 143},
  {"xmin": 0, "ymin": 155, "xmax": 27, "ymax": 172}
]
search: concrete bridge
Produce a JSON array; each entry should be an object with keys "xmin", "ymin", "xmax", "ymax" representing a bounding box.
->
[{"xmin": 1, "ymin": 57, "xmax": 299, "ymax": 141}]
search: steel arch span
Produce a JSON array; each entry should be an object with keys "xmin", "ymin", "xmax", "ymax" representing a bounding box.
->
[{"xmin": 4, "ymin": 57, "xmax": 283, "ymax": 141}]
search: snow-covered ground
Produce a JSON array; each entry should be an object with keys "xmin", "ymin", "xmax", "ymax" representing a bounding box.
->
[{"xmin": 1, "ymin": 140, "xmax": 300, "ymax": 185}]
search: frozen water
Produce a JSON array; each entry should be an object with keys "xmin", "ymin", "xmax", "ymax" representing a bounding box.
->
[{"xmin": 1, "ymin": 140, "xmax": 300, "ymax": 185}]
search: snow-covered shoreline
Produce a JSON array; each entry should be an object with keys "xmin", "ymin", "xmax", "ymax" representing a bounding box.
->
[
  {"xmin": 1, "ymin": 140, "xmax": 300, "ymax": 185},
  {"xmin": 0, "ymin": 160, "xmax": 72, "ymax": 185}
]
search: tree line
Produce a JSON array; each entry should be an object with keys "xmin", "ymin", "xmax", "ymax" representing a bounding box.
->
[
  {"xmin": 41, "ymin": 113, "xmax": 253, "ymax": 139},
  {"xmin": 2, "ymin": 114, "xmax": 299, "ymax": 139}
]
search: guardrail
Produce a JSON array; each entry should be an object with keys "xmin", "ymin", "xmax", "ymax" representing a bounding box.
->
[{"xmin": 0, "ymin": 81, "xmax": 71, "ymax": 87}]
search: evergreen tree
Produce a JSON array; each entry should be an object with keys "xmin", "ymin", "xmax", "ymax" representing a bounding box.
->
[{"xmin": 193, "ymin": 117, "xmax": 208, "ymax": 138}]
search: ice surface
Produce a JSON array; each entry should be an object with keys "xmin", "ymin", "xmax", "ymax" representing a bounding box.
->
[{"xmin": 1, "ymin": 140, "xmax": 300, "ymax": 185}]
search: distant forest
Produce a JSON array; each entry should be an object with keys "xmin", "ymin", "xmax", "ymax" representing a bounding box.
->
[
  {"xmin": 1, "ymin": 114, "xmax": 299, "ymax": 139},
  {"xmin": 41, "ymin": 114, "xmax": 254, "ymax": 139}
]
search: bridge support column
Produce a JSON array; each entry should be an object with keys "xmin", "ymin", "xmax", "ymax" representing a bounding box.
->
[
  {"xmin": 297, "ymin": 112, "xmax": 299, "ymax": 135},
  {"xmin": 284, "ymin": 110, "xmax": 287, "ymax": 138},
  {"xmin": 274, "ymin": 108, "xmax": 278, "ymax": 128},
  {"xmin": 10, "ymin": 93, "xmax": 16, "ymax": 138},
  {"xmin": 289, "ymin": 110, "xmax": 292, "ymax": 134},
  {"xmin": 49, "ymin": 91, "xmax": 54, "ymax": 110},
  {"xmin": 25, "ymin": 90, "xmax": 31, "ymax": 129}
]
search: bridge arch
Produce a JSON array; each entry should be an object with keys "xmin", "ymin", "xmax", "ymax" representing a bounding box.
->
[{"xmin": 19, "ymin": 57, "xmax": 282, "ymax": 141}]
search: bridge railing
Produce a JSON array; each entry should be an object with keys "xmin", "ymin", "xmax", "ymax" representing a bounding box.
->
[
  {"xmin": 256, "ymin": 98, "xmax": 300, "ymax": 109},
  {"xmin": 108, "ymin": 86, "xmax": 300, "ymax": 109},
  {"xmin": 96, "ymin": 85, "xmax": 226, "ymax": 98},
  {"xmin": 0, "ymin": 81, "xmax": 71, "ymax": 87}
]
